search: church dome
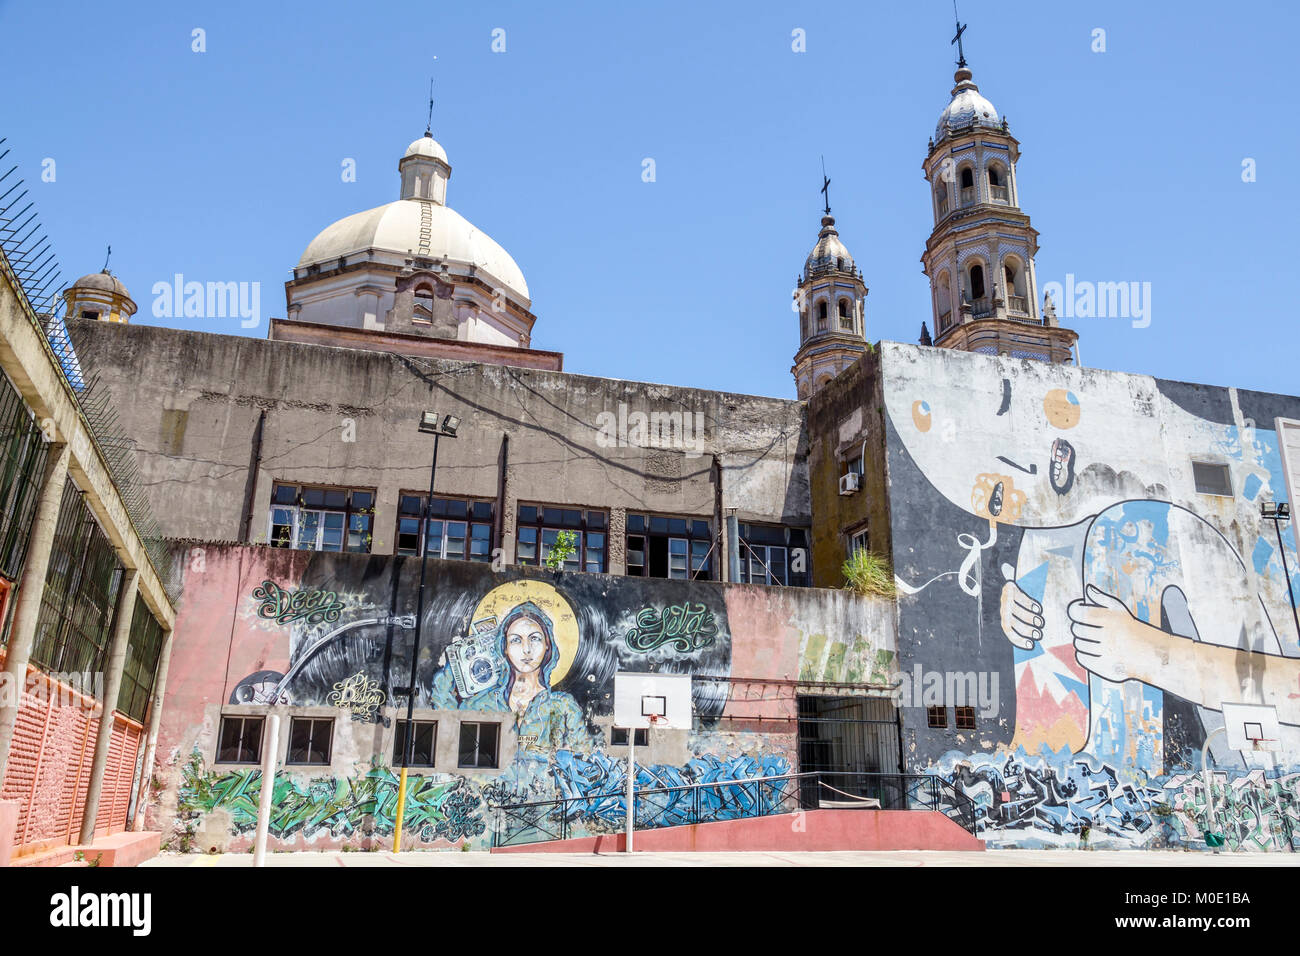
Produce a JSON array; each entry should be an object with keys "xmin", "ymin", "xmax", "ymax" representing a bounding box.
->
[
  {"xmin": 70, "ymin": 270, "xmax": 131, "ymax": 297},
  {"xmin": 298, "ymin": 200, "xmax": 529, "ymax": 301},
  {"xmin": 935, "ymin": 67, "xmax": 1001, "ymax": 141},
  {"xmin": 404, "ymin": 133, "xmax": 448, "ymax": 165},
  {"xmin": 297, "ymin": 132, "xmax": 529, "ymax": 303},
  {"xmin": 804, "ymin": 216, "xmax": 855, "ymax": 277}
]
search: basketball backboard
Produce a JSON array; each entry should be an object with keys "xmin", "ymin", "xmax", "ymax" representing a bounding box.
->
[
  {"xmin": 1221, "ymin": 702, "xmax": 1282, "ymax": 752},
  {"xmin": 613, "ymin": 671, "xmax": 692, "ymax": 730}
]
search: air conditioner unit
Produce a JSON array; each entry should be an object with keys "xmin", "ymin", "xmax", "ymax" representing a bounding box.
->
[{"xmin": 839, "ymin": 472, "xmax": 861, "ymax": 496}]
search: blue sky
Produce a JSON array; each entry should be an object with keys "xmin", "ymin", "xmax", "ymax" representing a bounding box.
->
[{"xmin": 2, "ymin": 0, "xmax": 1295, "ymax": 399}]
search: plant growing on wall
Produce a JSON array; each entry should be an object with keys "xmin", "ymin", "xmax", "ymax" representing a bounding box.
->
[
  {"xmin": 544, "ymin": 530, "xmax": 577, "ymax": 570},
  {"xmin": 842, "ymin": 549, "xmax": 896, "ymax": 598}
]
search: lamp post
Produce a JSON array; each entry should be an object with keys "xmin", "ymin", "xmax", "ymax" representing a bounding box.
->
[
  {"xmin": 1261, "ymin": 500, "xmax": 1300, "ymax": 644},
  {"xmin": 392, "ymin": 410, "xmax": 459, "ymax": 852}
]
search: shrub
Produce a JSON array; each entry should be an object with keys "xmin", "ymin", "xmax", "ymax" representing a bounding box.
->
[{"xmin": 842, "ymin": 549, "xmax": 896, "ymax": 598}]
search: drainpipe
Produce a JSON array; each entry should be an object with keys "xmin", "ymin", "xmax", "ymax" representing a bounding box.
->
[
  {"xmin": 238, "ymin": 409, "xmax": 267, "ymax": 543},
  {"xmin": 712, "ymin": 454, "xmax": 726, "ymax": 582}
]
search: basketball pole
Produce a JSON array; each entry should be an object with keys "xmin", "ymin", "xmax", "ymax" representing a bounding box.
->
[{"xmin": 626, "ymin": 729, "xmax": 635, "ymax": 853}]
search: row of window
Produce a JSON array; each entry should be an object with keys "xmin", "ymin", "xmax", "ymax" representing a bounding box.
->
[
  {"xmin": 219, "ymin": 715, "xmax": 502, "ymax": 769},
  {"xmin": 220, "ymin": 715, "xmax": 654, "ymax": 771},
  {"xmin": 268, "ymin": 483, "xmax": 809, "ymax": 585},
  {"xmin": 928, "ymin": 706, "xmax": 978, "ymax": 730}
]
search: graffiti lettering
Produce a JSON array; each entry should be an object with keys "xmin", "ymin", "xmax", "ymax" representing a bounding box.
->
[
  {"xmin": 326, "ymin": 671, "xmax": 387, "ymax": 720},
  {"xmin": 625, "ymin": 603, "xmax": 718, "ymax": 653},
  {"xmin": 252, "ymin": 580, "xmax": 345, "ymax": 626}
]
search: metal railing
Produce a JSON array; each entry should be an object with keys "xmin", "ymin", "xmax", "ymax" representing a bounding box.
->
[{"xmin": 490, "ymin": 770, "xmax": 978, "ymax": 848}]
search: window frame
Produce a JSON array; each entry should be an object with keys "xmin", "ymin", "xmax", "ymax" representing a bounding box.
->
[
  {"xmin": 392, "ymin": 719, "xmax": 438, "ymax": 768},
  {"xmin": 610, "ymin": 727, "xmax": 650, "ymax": 747},
  {"xmin": 625, "ymin": 513, "xmax": 713, "ymax": 581},
  {"xmin": 217, "ymin": 715, "xmax": 265, "ymax": 765},
  {"xmin": 1191, "ymin": 460, "xmax": 1233, "ymax": 498},
  {"xmin": 927, "ymin": 706, "xmax": 948, "ymax": 729},
  {"xmin": 515, "ymin": 504, "xmax": 607, "ymax": 573},
  {"xmin": 737, "ymin": 523, "xmax": 810, "ymax": 587},
  {"xmin": 458, "ymin": 721, "xmax": 501, "ymax": 769},
  {"xmin": 954, "ymin": 706, "xmax": 977, "ymax": 730},
  {"xmin": 268, "ymin": 482, "xmax": 375, "ymax": 554},
  {"xmin": 395, "ymin": 494, "xmax": 494, "ymax": 562},
  {"xmin": 286, "ymin": 716, "xmax": 334, "ymax": 766}
]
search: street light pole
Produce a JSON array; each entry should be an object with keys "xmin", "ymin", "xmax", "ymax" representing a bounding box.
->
[{"xmin": 392, "ymin": 411, "xmax": 457, "ymax": 852}]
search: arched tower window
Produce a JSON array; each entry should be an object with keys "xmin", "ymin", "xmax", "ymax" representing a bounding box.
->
[
  {"xmin": 413, "ymin": 284, "xmax": 435, "ymax": 323},
  {"xmin": 838, "ymin": 298, "xmax": 853, "ymax": 331},
  {"xmin": 935, "ymin": 183, "xmax": 949, "ymax": 218},
  {"xmin": 988, "ymin": 163, "xmax": 1009, "ymax": 203},
  {"xmin": 959, "ymin": 166, "xmax": 974, "ymax": 204},
  {"xmin": 936, "ymin": 269, "xmax": 952, "ymax": 332},
  {"xmin": 817, "ymin": 300, "xmax": 828, "ymax": 332},
  {"xmin": 1003, "ymin": 256, "xmax": 1028, "ymax": 314},
  {"xmin": 967, "ymin": 263, "xmax": 988, "ymax": 315}
]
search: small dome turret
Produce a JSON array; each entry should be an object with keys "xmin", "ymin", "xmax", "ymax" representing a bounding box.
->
[{"xmin": 935, "ymin": 66, "xmax": 1002, "ymax": 143}]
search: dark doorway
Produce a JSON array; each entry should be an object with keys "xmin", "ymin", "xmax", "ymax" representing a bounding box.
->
[{"xmin": 797, "ymin": 695, "xmax": 902, "ymax": 808}]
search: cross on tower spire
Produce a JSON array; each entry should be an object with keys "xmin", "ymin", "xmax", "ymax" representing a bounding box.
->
[
  {"xmin": 951, "ymin": 1, "xmax": 968, "ymax": 68},
  {"xmin": 102, "ymin": 244, "xmax": 111, "ymax": 273},
  {"xmin": 820, "ymin": 156, "xmax": 831, "ymax": 216},
  {"xmin": 425, "ymin": 75, "xmax": 435, "ymax": 136}
]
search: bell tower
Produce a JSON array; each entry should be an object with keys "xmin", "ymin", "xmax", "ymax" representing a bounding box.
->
[
  {"xmin": 920, "ymin": 19, "xmax": 1077, "ymax": 363},
  {"xmin": 792, "ymin": 172, "xmax": 868, "ymax": 399}
]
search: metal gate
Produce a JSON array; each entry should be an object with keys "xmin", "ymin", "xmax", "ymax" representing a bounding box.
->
[{"xmin": 797, "ymin": 695, "xmax": 902, "ymax": 805}]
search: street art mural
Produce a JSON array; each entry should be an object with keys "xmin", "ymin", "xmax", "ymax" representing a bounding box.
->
[
  {"xmin": 883, "ymin": 342, "xmax": 1300, "ymax": 848},
  {"xmin": 159, "ymin": 552, "xmax": 810, "ymax": 851}
]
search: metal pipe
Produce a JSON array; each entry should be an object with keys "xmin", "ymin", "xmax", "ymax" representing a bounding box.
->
[{"xmin": 393, "ymin": 430, "xmax": 440, "ymax": 852}]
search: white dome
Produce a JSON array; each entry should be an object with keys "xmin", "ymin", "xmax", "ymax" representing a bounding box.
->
[
  {"xmin": 935, "ymin": 67, "xmax": 1001, "ymax": 141},
  {"xmin": 404, "ymin": 133, "xmax": 448, "ymax": 165},
  {"xmin": 298, "ymin": 200, "xmax": 529, "ymax": 302}
]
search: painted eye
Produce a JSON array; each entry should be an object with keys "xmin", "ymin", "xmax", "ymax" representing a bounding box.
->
[{"xmin": 912, "ymin": 400, "xmax": 932, "ymax": 433}]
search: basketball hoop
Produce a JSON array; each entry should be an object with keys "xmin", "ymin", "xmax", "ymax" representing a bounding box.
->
[{"xmin": 646, "ymin": 713, "xmax": 666, "ymax": 729}]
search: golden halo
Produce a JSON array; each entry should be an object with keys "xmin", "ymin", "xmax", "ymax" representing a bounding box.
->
[{"xmin": 470, "ymin": 580, "xmax": 579, "ymax": 686}]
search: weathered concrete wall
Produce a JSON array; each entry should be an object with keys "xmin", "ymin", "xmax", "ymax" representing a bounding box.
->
[
  {"xmin": 880, "ymin": 341, "xmax": 1300, "ymax": 850},
  {"xmin": 806, "ymin": 348, "xmax": 891, "ymax": 588},
  {"xmin": 69, "ymin": 320, "xmax": 808, "ymax": 572},
  {"xmin": 152, "ymin": 545, "xmax": 894, "ymax": 851}
]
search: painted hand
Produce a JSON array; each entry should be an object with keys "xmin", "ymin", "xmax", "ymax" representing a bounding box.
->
[
  {"xmin": 1068, "ymin": 584, "xmax": 1164, "ymax": 683},
  {"xmin": 1000, "ymin": 565, "xmax": 1044, "ymax": 651}
]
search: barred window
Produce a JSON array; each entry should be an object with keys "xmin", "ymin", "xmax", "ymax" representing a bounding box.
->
[
  {"xmin": 0, "ymin": 375, "xmax": 49, "ymax": 585},
  {"xmin": 117, "ymin": 594, "xmax": 165, "ymax": 723},
  {"xmin": 29, "ymin": 480, "xmax": 123, "ymax": 679}
]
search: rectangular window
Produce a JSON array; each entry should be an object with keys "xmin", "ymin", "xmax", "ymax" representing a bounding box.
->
[
  {"xmin": 396, "ymin": 495, "xmax": 494, "ymax": 562},
  {"xmin": 116, "ymin": 594, "xmax": 166, "ymax": 723},
  {"xmin": 927, "ymin": 706, "xmax": 948, "ymax": 729},
  {"xmin": 268, "ymin": 483, "xmax": 374, "ymax": 553},
  {"xmin": 610, "ymin": 727, "xmax": 649, "ymax": 747},
  {"xmin": 393, "ymin": 719, "xmax": 438, "ymax": 768},
  {"xmin": 1192, "ymin": 461, "xmax": 1233, "ymax": 497},
  {"xmin": 626, "ymin": 514, "xmax": 713, "ymax": 580},
  {"xmin": 737, "ymin": 524, "xmax": 810, "ymax": 587},
  {"xmin": 458, "ymin": 721, "xmax": 500, "ymax": 769},
  {"xmin": 218, "ymin": 716, "xmax": 264, "ymax": 764},
  {"xmin": 955, "ymin": 706, "xmax": 976, "ymax": 730},
  {"xmin": 848, "ymin": 527, "xmax": 869, "ymax": 559},
  {"xmin": 287, "ymin": 717, "xmax": 333, "ymax": 765},
  {"xmin": 515, "ymin": 505, "xmax": 607, "ymax": 573}
]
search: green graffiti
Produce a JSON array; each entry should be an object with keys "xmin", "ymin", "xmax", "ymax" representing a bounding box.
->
[
  {"xmin": 252, "ymin": 579, "xmax": 345, "ymax": 626},
  {"xmin": 177, "ymin": 751, "xmax": 484, "ymax": 842},
  {"xmin": 625, "ymin": 603, "xmax": 717, "ymax": 653}
]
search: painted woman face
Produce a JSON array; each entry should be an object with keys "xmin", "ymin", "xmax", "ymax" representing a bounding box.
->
[{"xmin": 505, "ymin": 616, "xmax": 548, "ymax": 675}]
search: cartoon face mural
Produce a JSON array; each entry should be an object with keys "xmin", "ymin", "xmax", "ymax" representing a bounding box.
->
[{"xmin": 882, "ymin": 343, "xmax": 1300, "ymax": 848}]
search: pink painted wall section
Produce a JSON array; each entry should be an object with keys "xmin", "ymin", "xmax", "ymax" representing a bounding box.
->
[{"xmin": 492, "ymin": 808, "xmax": 984, "ymax": 854}]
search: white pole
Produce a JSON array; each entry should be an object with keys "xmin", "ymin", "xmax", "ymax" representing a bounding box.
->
[
  {"xmin": 625, "ymin": 730, "xmax": 635, "ymax": 853},
  {"xmin": 1201, "ymin": 725, "xmax": 1226, "ymax": 850},
  {"xmin": 253, "ymin": 711, "xmax": 280, "ymax": 867}
]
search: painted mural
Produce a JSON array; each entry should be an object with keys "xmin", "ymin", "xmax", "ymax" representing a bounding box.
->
[
  {"xmin": 883, "ymin": 342, "xmax": 1300, "ymax": 848},
  {"xmin": 162, "ymin": 552, "xmax": 805, "ymax": 851}
]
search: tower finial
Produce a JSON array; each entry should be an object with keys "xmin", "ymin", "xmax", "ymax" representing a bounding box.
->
[
  {"xmin": 425, "ymin": 74, "xmax": 435, "ymax": 136},
  {"xmin": 951, "ymin": 0, "xmax": 968, "ymax": 68},
  {"xmin": 820, "ymin": 156, "xmax": 832, "ymax": 216},
  {"xmin": 102, "ymin": 244, "xmax": 111, "ymax": 273}
]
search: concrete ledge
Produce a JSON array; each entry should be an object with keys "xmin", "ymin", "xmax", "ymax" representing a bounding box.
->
[
  {"xmin": 491, "ymin": 809, "xmax": 985, "ymax": 854},
  {"xmin": 11, "ymin": 831, "xmax": 161, "ymax": 868}
]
